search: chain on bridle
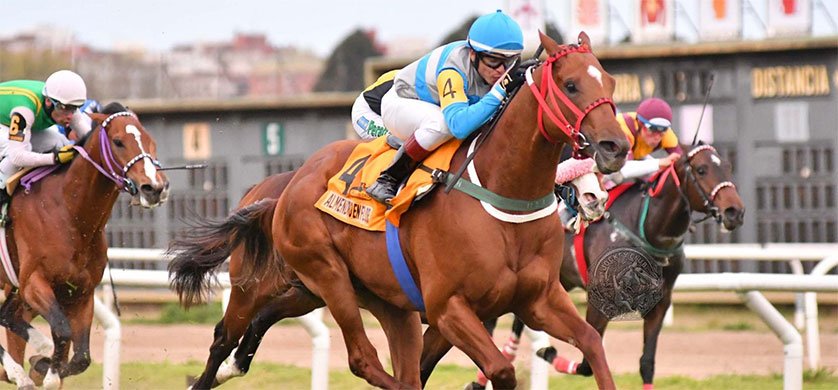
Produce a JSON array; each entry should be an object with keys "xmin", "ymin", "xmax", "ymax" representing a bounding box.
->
[{"xmin": 73, "ymin": 111, "xmax": 161, "ymax": 196}]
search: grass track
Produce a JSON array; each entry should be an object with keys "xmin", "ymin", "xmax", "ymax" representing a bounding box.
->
[{"xmin": 61, "ymin": 362, "xmax": 837, "ymax": 389}]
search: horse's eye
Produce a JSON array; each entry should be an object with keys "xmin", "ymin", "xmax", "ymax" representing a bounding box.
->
[
  {"xmin": 696, "ymin": 166, "xmax": 707, "ymax": 175},
  {"xmin": 564, "ymin": 81, "xmax": 578, "ymax": 94},
  {"xmin": 113, "ymin": 138, "xmax": 125, "ymax": 148}
]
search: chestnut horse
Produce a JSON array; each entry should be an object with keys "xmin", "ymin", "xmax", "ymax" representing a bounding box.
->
[
  {"xmin": 548, "ymin": 142, "xmax": 745, "ymax": 388},
  {"xmin": 426, "ymin": 142, "xmax": 746, "ymax": 389},
  {"xmin": 172, "ymin": 31, "xmax": 629, "ymax": 389},
  {"xmin": 0, "ymin": 103, "xmax": 169, "ymax": 389},
  {"xmin": 167, "ymin": 159, "xmax": 606, "ymax": 388}
]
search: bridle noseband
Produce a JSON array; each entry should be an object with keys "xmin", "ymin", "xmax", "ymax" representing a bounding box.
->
[
  {"xmin": 73, "ymin": 111, "xmax": 161, "ymax": 196},
  {"xmin": 524, "ymin": 44, "xmax": 616, "ymax": 158}
]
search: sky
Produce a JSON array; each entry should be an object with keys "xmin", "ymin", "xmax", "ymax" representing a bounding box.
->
[{"xmin": 2, "ymin": 0, "xmax": 836, "ymax": 56}]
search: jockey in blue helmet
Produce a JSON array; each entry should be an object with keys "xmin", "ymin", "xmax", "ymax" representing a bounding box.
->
[{"xmin": 366, "ymin": 10, "xmax": 525, "ymax": 204}]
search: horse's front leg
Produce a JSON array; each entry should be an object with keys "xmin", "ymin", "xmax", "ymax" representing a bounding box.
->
[
  {"xmin": 428, "ymin": 295, "xmax": 517, "ymax": 389},
  {"xmin": 20, "ymin": 273, "xmax": 72, "ymax": 390},
  {"xmin": 639, "ymin": 257, "xmax": 681, "ymax": 389},
  {"xmin": 517, "ymin": 280, "xmax": 615, "ymax": 390},
  {"xmin": 61, "ymin": 295, "xmax": 95, "ymax": 379},
  {"xmin": 573, "ymin": 302, "xmax": 610, "ymax": 376}
]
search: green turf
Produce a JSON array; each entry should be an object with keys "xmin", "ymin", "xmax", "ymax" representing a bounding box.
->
[{"xmin": 59, "ymin": 362, "xmax": 837, "ymax": 389}]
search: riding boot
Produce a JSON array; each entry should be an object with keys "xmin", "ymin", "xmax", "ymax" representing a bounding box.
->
[{"xmin": 365, "ymin": 146, "xmax": 420, "ymax": 205}]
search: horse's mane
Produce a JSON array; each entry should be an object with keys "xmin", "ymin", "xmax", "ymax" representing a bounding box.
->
[{"xmin": 75, "ymin": 102, "xmax": 129, "ymax": 147}]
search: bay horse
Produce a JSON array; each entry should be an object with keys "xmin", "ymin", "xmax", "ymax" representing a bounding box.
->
[
  {"xmin": 0, "ymin": 103, "xmax": 169, "ymax": 389},
  {"xmin": 171, "ymin": 31, "xmax": 629, "ymax": 389},
  {"xmin": 167, "ymin": 157, "xmax": 606, "ymax": 388},
  {"xmin": 550, "ymin": 142, "xmax": 744, "ymax": 388}
]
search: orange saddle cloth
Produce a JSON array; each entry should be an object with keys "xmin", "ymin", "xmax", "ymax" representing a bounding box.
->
[{"xmin": 315, "ymin": 136, "xmax": 461, "ymax": 231}]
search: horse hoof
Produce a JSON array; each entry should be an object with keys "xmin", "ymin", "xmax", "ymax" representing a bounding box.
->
[
  {"xmin": 26, "ymin": 355, "xmax": 48, "ymax": 387},
  {"xmin": 463, "ymin": 382, "xmax": 486, "ymax": 390},
  {"xmin": 17, "ymin": 385, "xmax": 36, "ymax": 390}
]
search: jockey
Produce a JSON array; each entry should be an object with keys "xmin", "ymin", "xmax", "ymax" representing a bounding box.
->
[
  {"xmin": 366, "ymin": 10, "xmax": 525, "ymax": 204},
  {"xmin": 605, "ymin": 97, "xmax": 683, "ymax": 186},
  {"xmin": 0, "ymin": 70, "xmax": 93, "ymax": 187},
  {"xmin": 351, "ymin": 70, "xmax": 397, "ymax": 140}
]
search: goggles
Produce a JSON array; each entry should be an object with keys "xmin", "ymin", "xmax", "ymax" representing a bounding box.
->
[
  {"xmin": 478, "ymin": 52, "xmax": 519, "ymax": 70},
  {"xmin": 49, "ymin": 98, "xmax": 82, "ymax": 113},
  {"xmin": 637, "ymin": 114, "xmax": 670, "ymax": 133}
]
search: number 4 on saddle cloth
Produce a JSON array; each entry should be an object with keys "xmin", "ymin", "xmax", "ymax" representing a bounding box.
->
[{"xmin": 315, "ymin": 136, "xmax": 462, "ymax": 231}]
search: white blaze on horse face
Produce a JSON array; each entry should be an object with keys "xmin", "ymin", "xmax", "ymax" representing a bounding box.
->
[
  {"xmin": 711, "ymin": 154, "xmax": 722, "ymax": 166},
  {"xmin": 587, "ymin": 65, "xmax": 603, "ymax": 87},
  {"xmin": 125, "ymin": 124, "xmax": 159, "ymax": 186}
]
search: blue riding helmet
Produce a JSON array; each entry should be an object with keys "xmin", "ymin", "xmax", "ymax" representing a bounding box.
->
[{"xmin": 467, "ymin": 10, "xmax": 524, "ymax": 57}]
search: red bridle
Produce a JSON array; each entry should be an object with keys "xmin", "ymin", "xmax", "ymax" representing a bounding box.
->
[{"xmin": 525, "ymin": 45, "xmax": 616, "ymax": 157}]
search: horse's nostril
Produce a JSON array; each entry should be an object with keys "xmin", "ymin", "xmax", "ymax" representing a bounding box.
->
[
  {"xmin": 598, "ymin": 140, "xmax": 618, "ymax": 154},
  {"xmin": 140, "ymin": 184, "xmax": 159, "ymax": 195},
  {"xmin": 724, "ymin": 207, "xmax": 743, "ymax": 222},
  {"xmin": 583, "ymin": 193, "xmax": 597, "ymax": 204}
]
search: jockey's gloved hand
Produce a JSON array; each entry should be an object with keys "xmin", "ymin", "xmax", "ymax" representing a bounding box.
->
[
  {"xmin": 511, "ymin": 58, "xmax": 539, "ymax": 85},
  {"xmin": 53, "ymin": 145, "xmax": 77, "ymax": 164}
]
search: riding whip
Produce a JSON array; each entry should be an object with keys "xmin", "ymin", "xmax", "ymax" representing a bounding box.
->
[
  {"xmin": 158, "ymin": 163, "xmax": 208, "ymax": 171},
  {"xmin": 691, "ymin": 73, "xmax": 715, "ymax": 145}
]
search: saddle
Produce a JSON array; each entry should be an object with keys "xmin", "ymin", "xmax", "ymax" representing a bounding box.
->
[{"xmin": 315, "ymin": 136, "xmax": 461, "ymax": 231}]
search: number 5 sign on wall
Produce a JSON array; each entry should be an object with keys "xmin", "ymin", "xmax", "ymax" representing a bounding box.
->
[
  {"xmin": 263, "ymin": 122, "xmax": 284, "ymax": 156},
  {"xmin": 183, "ymin": 123, "xmax": 211, "ymax": 160}
]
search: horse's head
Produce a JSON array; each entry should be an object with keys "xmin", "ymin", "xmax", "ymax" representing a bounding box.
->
[
  {"xmin": 528, "ymin": 31, "xmax": 629, "ymax": 173},
  {"xmin": 87, "ymin": 108, "xmax": 169, "ymax": 208},
  {"xmin": 677, "ymin": 143, "xmax": 745, "ymax": 231}
]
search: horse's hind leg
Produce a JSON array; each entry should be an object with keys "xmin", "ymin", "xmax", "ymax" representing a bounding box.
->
[
  {"xmin": 293, "ymin": 257, "xmax": 402, "ymax": 389},
  {"xmin": 419, "ymin": 325, "xmax": 454, "ymax": 387},
  {"xmin": 226, "ymin": 284, "xmax": 325, "ymax": 383},
  {"xmin": 358, "ymin": 291, "xmax": 422, "ymax": 388},
  {"xmin": 517, "ymin": 282, "xmax": 615, "ymax": 389}
]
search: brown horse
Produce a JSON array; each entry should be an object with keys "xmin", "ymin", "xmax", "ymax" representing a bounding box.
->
[
  {"xmin": 166, "ymin": 157, "xmax": 607, "ymax": 388},
  {"xmin": 0, "ymin": 103, "xmax": 169, "ymax": 388},
  {"xmin": 171, "ymin": 31, "xmax": 629, "ymax": 389},
  {"xmin": 549, "ymin": 142, "xmax": 745, "ymax": 388},
  {"xmin": 424, "ymin": 142, "xmax": 746, "ymax": 388}
]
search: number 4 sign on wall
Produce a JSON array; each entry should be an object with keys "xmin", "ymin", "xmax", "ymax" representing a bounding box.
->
[{"xmin": 263, "ymin": 122, "xmax": 285, "ymax": 156}]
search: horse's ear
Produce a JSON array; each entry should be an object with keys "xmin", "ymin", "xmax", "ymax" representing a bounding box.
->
[
  {"xmin": 88, "ymin": 113, "xmax": 106, "ymax": 129},
  {"xmin": 578, "ymin": 31, "xmax": 592, "ymax": 49},
  {"xmin": 539, "ymin": 30, "xmax": 560, "ymax": 55}
]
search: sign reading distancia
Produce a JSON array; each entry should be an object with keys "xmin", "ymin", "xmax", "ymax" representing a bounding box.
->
[{"xmin": 751, "ymin": 65, "xmax": 831, "ymax": 98}]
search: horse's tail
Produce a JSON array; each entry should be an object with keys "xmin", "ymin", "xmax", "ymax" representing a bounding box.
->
[{"xmin": 167, "ymin": 198, "xmax": 279, "ymax": 307}]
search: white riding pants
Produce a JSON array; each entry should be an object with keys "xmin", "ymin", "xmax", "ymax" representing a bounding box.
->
[
  {"xmin": 350, "ymin": 94, "xmax": 389, "ymax": 140},
  {"xmin": 381, "ymin": 88, "xmax": 453, "ymax": 151}
]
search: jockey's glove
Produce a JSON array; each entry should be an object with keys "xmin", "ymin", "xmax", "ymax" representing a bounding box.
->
[{"xmin": 53, "ymin": 145, "xmax": 78, "ymax": 164}]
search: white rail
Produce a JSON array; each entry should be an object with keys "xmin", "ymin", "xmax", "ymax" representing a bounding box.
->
[{"xmin": 90, "ymin": 244, "xmax": 837, "ymax": 390}]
